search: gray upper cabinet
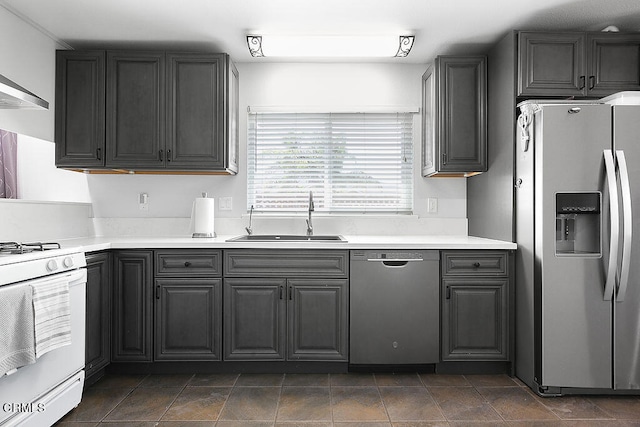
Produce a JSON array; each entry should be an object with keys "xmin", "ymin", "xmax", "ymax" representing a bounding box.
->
[
  {"xmin": 422, "ymin": 55, "xmax": 487, "ymax": 177},
  {"xmin": 55, "ymin": 49, "xmax": 238, "ymax": 174},
  {"xmin": 517, "ymin": 32, "xmax": 585, "ymax": 97},
  {"xmin": 518, "ymin": 31, "xmax": 640, "ymax": 98},
  {"xmin": 106, "ymin": 51, "xmax": 165, "ymax": 168},
  {"xmin": 587, "ymin": 33, "xmax": 640, "ymax": 96},
  {"xmin": 167, "ymin": 53, "xmax": 239, "ymax": 172},
  {"xmin": 55, "ymin": 51, "xmax": 105, "ymax": 168}
]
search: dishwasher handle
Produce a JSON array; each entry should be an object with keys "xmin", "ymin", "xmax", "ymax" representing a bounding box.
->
[{"xmin": 367, "ymin": 258, "xmax": 424, "ymax": 267}]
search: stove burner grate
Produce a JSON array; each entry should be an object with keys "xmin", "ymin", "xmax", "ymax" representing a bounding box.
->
[{"xmin": 0, "ymin": 241, "xmax": 62, "ymax": 255}]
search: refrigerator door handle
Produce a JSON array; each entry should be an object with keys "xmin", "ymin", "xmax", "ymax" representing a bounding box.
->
[
  {"xmin": 604, "ymin": 149, "xmax": 619, "ymax": 301},
  {"xmin": 616, "ymin": 150, "xmax": 632, "ymax": 302}
]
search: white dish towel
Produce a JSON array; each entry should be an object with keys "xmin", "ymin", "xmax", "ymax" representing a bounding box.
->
[
  {"xmin": 0, "ymin": 284, "xmax": 36, "ymax": 376},
  {"xmin": 31, "ymin": 276, "xmax": 72, "ymax": 358}
]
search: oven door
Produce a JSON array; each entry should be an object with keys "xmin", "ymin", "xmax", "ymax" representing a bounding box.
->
[{"xmin": 0, "ymin": 268, "xmax": 86, "ymax": 426}]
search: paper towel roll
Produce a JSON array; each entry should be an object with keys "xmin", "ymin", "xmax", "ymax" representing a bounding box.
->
[{"xmin": 192, "ymin": 197, "xmax": 215, "ymax": 238}]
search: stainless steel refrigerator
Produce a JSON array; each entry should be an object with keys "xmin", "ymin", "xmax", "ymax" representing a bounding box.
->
[{"xmin": 515, "ymin": 96, "xmax": 640, "ymax": 395}]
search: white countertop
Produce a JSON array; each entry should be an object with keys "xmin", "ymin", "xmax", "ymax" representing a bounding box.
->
[{"xmin": 56, "ymin": 234, "xmax": 517, "ymax": 253}]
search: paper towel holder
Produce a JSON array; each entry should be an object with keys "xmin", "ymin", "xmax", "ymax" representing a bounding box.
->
[{"xmin": 192, "ymin": 192, "xmax": 217, "ymax": 238}]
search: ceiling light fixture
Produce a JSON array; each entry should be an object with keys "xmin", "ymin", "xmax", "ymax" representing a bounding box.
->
[{"xmin": 246, "ymin": 35, "xmax": 415, "ymax": 58}]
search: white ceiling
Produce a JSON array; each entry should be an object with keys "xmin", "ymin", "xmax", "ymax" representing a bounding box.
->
[{"xmin": 3, "ymin": 0, "xmax": 640, "ymax": 63}]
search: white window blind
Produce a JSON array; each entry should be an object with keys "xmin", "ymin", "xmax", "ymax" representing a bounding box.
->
[{"xmin": 247, "ymin": 112, "xmax": 413, "ymax": 213}]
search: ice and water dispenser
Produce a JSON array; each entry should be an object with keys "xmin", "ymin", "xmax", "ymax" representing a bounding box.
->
[{"xmin": 556, "ymin": 192, "xmax": 601, "ymax": 256}]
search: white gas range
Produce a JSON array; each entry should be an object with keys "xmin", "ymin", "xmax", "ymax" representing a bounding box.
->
[{"xmin": 0, "ymin": 241, "xmax": 87, "ymax": 427}]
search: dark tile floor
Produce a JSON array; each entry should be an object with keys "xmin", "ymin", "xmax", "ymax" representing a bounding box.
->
[{"xmin": 55, "ymin": 372, "xmax": 640, "ymax": 426}]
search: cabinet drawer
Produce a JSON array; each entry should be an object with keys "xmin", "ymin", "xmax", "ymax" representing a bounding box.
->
[
  {"xmin": 155, "ymin": 250, "xmax": 221, "ymax": 277},
  {"xmin": 224, "ymin": 250, "xmax": 348, "ymax": 278},
  {"xmin": 442, "ymin": 251, "xmax": 508, "ymax": 276}
]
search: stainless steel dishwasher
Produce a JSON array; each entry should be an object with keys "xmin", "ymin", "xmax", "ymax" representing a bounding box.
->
[{"xmin": 350, "ymin": 250, "xmax": 439, "ymax": 365}]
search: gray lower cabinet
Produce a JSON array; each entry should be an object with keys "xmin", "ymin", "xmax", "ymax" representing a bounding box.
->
[
  {"xmin": 112, "ymin": 249, "xmax": 222, "ymax": 363},
  {"xmin": 224, "ymin": 278, "xmax": 287, "ymax": 360},
  {"xmin": 288, "ymin": 279, "xmax": 348, "ymax": 361},
  {"xmin": 112, "ymin": 250, "xmax": 153, "ymax": 362},
  {"xmin": 85, "ymin": 251, "xmax": 111, "ymax": 382},
  {"xmin": 441, "ymin": 251, "xmax": 511, "ymax": 361},
  {"xmin": 154, "ymin": 250, "xmax": 222, "ymax": 361},
  {"xmin": 155, "ymin": 278, "xmax": 222, "ymax": 361},
  {"xmin": 223, "ymin": 278, "xmax": 348, "ymax": 362},
  {"xmin": 223, "ymin": 250, "xmax": 349, "ymax": 362}
]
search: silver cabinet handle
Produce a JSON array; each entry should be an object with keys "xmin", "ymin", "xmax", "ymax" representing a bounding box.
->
[
  {"xmin": 604, "ymin": 149, "xmax": 619, "ymax": 301},
  {"xmin": 616, "ymin": 150, "xmax": 632, "ymax": 302}
]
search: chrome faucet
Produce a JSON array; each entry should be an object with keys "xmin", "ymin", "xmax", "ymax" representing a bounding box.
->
[
  {"xmin": 306, "ymin": 191, "xmax": 314, "ymax": 236},
  {"xmin": 245, "ymin": 205, "xmax": 254, "ymax": 235}
]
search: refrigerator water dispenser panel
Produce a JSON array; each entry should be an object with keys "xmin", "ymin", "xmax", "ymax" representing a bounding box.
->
[{"xmin": 556, "ymin": 192, "xmax": 601, "ymax": 256}]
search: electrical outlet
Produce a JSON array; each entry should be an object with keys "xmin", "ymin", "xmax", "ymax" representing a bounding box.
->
[
  {"xmin": 219, "ymin": 197, "xmax": 233, "ymax": 211},
  {"xmin": 427, "ymin": 197, "xmax": 438, "ymax": 214},
  {"xmin": 139, "ymin": 193, "xmax": 148, "ymax": 211}
]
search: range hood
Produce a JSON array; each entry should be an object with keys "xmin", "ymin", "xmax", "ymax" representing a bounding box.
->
[{"xmin": 0, "ymin": 74, "xmax": 49, "ymax": 109}]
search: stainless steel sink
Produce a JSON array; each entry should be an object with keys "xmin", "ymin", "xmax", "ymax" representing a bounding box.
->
[{"xmin": 226, "ymin": 234, "xmax": 347, "ymax": 242}]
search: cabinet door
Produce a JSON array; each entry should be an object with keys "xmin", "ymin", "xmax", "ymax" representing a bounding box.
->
[
  {"xmin": 587, "ymin": 33, "xmax": 640, "ymax": 96},
  {"xmin": 106, "ymin": 51, "xmax": 165, "ymax": 168},
  {"xmin": 422, "ymin": 56, "xmax": 487, "ymax": 177},
  {"xmin": 421, "ymin": 65, "xmax": 437, "ymax": 176},
  {"xmin": 85, "ymin": 252, "xmax": 111, "ymax": 381},
  {"xmin": 439, "ymin": 56, "xmax": 487, "ymax": 174},
  {"xmin": 166, "ymin": 53, "xmax": 226, "ymax": 169},
  {"xmin": 287, "ymin": 279, "xmax": 348, "ymax": 361},
  {"xmin": 55, "ymin": 50, "xmax": 105, "ymax": 168},
  {"xmin": 155, "ymin": 278, "xmax": 221, "ymax": 361},
  {"xmin": 223, "ymin": 278, "xmax": 286, "ymax": 360},
  {"xmin": 518, "ymin": 32, "xmax": 586, "ymax": 97},
  {"xmin": 227, "ymin": 60, "xmax": 240, "ymax": 174},
  {"xmin": 441, "ymin": 278, "xmax": 509, "ymax": 361},
  {"xmin": 112, "ymin": 250, "xmax": 153, "ymax": 362}
]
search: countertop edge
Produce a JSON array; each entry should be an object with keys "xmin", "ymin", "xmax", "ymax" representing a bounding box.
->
[{"xmin": 64, "ymin": 235, "xmax": 517, "ymax": 253}]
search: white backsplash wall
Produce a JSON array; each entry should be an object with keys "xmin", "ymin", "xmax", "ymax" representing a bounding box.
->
[
  {"xmin": 88, "ymin": 62, "xmax": 468, "ymax": 236},
  {"xmin": 17, "ymin": 134, "xmax": 91, "ymax": 203},
  {"xmin": 0, "ymin": 200, "xmax": 94, "ymax": 242}
]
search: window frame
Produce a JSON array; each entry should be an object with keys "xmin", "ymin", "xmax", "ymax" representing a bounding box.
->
[{"xmin": 246, "ymin": 110, "xmax": 415, "ymax": 214}]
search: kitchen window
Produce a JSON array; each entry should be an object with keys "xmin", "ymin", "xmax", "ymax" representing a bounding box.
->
[{"xmin": 247, "ymin": 111, "xmax": 414, "ymax": 213}]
